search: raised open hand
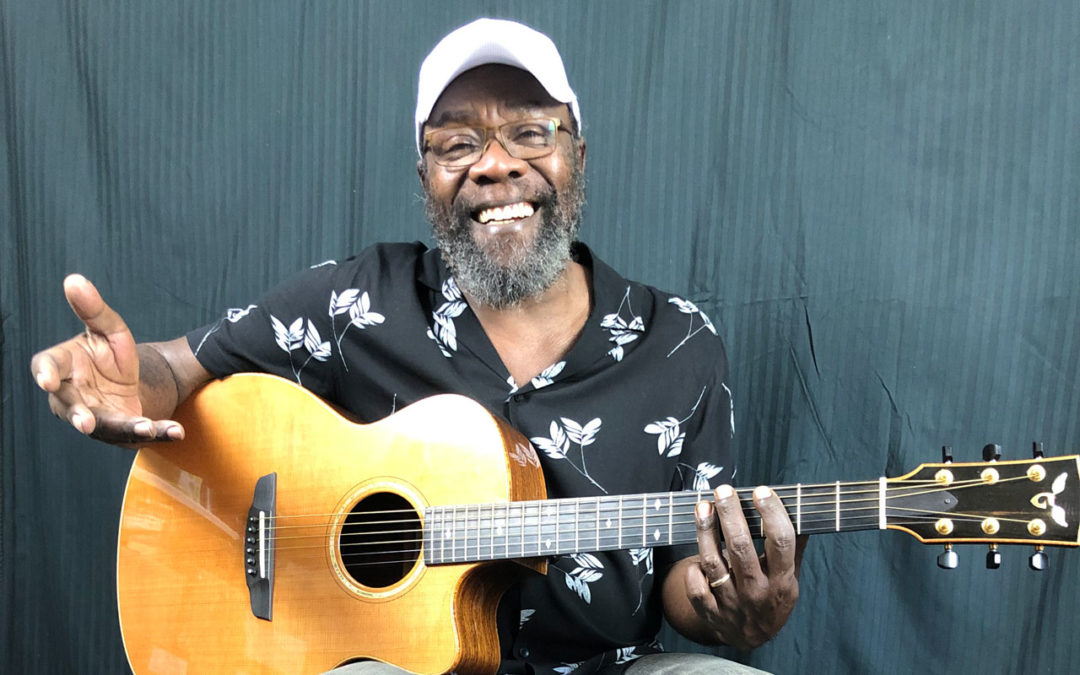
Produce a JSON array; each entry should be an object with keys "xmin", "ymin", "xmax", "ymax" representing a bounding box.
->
[{"xmin": 30, "ymin": 274, "xmax": 184, "ymax": 445}]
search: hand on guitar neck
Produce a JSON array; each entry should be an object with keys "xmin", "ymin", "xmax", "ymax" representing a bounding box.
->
[{"xmin": 30, "ymin": 274, "xmax": 211, "ymax": 446}]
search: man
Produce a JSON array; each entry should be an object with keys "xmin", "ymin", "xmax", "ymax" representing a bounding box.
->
[{"xmin": 31, "ymin": 18, "xmax": 803, "ymax": 675}]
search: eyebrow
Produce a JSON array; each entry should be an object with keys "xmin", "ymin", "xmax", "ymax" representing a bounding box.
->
[{"xmin": 427, "ymin": 101, "xmax": 557, "ymax": 128}]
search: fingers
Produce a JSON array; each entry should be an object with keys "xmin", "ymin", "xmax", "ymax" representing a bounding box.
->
[
  {"xmin": 713, "ymin": 484, "xmax": 765, "ymax": 591},
  {"xmin": 30, "ymin": 348, "xmax": 73, "ymax": 392},
  {"xmin": 63, "ymin": 274, "xmax": 130, "ymax": 339},
  {"xmin": 90, "ymin": 409, "xmax": 185, "ymax": 444},
  {"xmin": 694, "ymin": 501, "xmax": 729, "ymax": 584},
  {"xmin": 42, "ymin": 379, "xmax": 183, "ymax": 443},
  {"xmin": 753, "ymin": 486, "xmax": 799, "ymax": 582}
]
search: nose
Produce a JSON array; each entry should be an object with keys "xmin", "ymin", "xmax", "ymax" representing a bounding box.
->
[{"xmin": 467, "ymin": 136, "xmax": 529, "ymax": 183}]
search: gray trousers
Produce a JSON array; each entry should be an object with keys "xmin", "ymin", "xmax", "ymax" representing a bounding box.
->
[{"xmin": 328, "ymin": 652, "xmax": 770, "ymax": 674}]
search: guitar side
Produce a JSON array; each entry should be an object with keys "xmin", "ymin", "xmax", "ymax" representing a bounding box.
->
[{"xmin": 116, "ymin": 374, "xmax": 546, "ymax": 675}]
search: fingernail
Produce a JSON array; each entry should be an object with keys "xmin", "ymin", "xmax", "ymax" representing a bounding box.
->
[
  {"xmin": 166, "ymin": 425, "xmax": 183, "ymax": 440},
  {"xmin": 754, "ymin": 485, "xmax": 772, "ymax": 500},
  {"xmin": 696, "ymin": 501, "xmax": 712, "ymax": 521},
  {"xmin": 72, "ymin": 413, "xmax": 87, "ymax": 431},
  {"xmin": 134, "ymin": 420, "xmax": 152, "ymax": 436},
  {"xmin": 35, "ymin": 373, "xmax": 46, "ymax": 388},
  {"xmin": 716, "ymin": 484, "xmax": 735, "ymax": 500}
]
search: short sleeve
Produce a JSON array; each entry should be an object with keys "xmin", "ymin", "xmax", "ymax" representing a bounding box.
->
[{"xmin": 185, "ymin": 262, "xmax": 342, "ymax": 401}]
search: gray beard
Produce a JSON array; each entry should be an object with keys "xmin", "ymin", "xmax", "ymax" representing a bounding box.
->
[{"xmin": 425, "ymin": 163, "xmax": 586, "ymax": 309}]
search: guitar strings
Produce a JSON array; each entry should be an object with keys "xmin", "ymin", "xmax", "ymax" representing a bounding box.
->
[
  {"xmin": 262, "ymin": 478, "xmax": 897, "ymax": 522},
  {"xmin": 220, "ymin": 476, "xmax": 1043, "ymax": 565},
  {"xmin": 275, "ymin": 511, "xmax": 1015, "ymax": 569},
  {"xmin": 262, "ymin": 474, "xmax": 1005, "ymax": 527},
  {"xmin": 264, "ymin": 474, "xmax": 1028, "ymax": 536}
]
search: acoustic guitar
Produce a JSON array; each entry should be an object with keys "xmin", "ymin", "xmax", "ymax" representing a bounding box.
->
[{"xmin": 116, "ymin": 374, "xmax": 1079, "ymax": 674}]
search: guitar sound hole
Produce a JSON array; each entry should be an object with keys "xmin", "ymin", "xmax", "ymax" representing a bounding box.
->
[{"xmin": 340, "ymin": 492, "xmax": 421, "ymax": 589}]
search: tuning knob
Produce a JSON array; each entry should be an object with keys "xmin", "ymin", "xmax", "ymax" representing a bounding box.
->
[
  {"xmin": 941, "ymin": 445, "xmax": 953, "ymax": 463},
  {"xmin": 982, "ymin": 444, "xmax": 1001, "ymax": 462},
  {"xmin": 1030, "ymin": 546, "xmax": 1048, "ymax": 571},
  {"xmin": 938, "ymin": 544, "xmax": 958, "ymax": 569},
  {"xmin": 986, "ymin": 544, "xmax": 1001, "ymax": 569},
  {"xmin": 1032, "ymin": 442, "xmax": 1044, "ymax": 459}
]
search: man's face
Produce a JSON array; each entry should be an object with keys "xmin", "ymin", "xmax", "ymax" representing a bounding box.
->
[{"xmin": 420, "ymin": 65, "xmax": 586, "ymax": 309}]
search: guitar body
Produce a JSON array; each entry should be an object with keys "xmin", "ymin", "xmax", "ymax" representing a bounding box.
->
[{"xmin": 117, "ymin": 374, "xmax": 547, "ymax": 675}]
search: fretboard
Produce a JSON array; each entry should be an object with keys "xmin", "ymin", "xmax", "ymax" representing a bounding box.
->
[{"xmin": 422, "ymin": 481, "xmax": 886, "ymax": 565}]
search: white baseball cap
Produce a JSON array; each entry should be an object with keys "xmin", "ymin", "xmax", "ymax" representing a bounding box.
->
[{"xmin": 415, "ymin": 18, "xmax": 582, "ymax": 155}]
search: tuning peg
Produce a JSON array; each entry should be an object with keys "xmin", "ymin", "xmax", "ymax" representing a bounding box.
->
[
  {"xmin": 986, "ymin": 544, "xmax": 1001, "ymax": 569},
  {"xmin": 937, "ymin": 544, "xmax": 958, "ymax": 570},
  {"xmin": 1030, "ymin": 545, "xmax": 1048, "ymax": 571},
  {"xmin": 1032, "ymin": 442, "xmax": 1044, "ymax": 459},
  {"xmin": 941, "ymin": 445, "xmax": 953, "ymax": 463},
  {"xmin": 982, "ymin": 444, "xmax": 1001, "ymax": 462}
]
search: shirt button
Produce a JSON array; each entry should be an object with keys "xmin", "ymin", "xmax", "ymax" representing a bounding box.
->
[{"xmin": 516, "ymin": 644, "xmax": 530, "ymax": 658}]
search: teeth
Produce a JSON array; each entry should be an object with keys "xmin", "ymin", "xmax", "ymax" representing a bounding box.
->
[{"xmin": 477, "ymin": 202, "xmax": 534, "ymax": 224}]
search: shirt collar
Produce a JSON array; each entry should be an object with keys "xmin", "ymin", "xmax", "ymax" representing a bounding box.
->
[{"xmin": 417, "ymin": 241, "xmax": 645, "ymax": 390}]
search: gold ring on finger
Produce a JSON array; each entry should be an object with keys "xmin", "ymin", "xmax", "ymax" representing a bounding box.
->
[{"xmin": 709, "ymin": 572, "xmax": 731, "ymax": 588}]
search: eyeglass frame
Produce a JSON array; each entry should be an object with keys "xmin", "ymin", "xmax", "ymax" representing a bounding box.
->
[{"xmin": 421, "ymin": 116, "xmax": 575, "ymax": 168}]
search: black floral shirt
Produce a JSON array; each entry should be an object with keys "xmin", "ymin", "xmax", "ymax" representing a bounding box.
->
[{"xmin": 187, "ymin": 242, "xmax": 734, "ymax": 674}]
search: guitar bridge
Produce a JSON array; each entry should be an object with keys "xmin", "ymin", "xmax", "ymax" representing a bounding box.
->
[{"xmin": 245, "ymin": 472, "xmax": 276, "ymax": 621}]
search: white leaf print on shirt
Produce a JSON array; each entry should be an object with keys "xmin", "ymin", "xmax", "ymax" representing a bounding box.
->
[
  {"xmin": 193, "ymin": 304, "xmax": 259, "ymax": 355},
  {"xmin": 689, "ymin": 462, "xmax": 724, "ymax": 491},
  {"xmin": 644, "ymin": 386, "xmax": 706, "ymax": 459},
  {"xmin": 428, "ymin": 277, "xmax": 467, "ymax": 358},
  {"xmin": 530, "ymin": 417, "xmax": 606, "ymax": 492},
  {"xmin": 531, "ymin": 360, "xmax": 566, "ymax": 389},
  {"xmin": 271, "ymin": 315, "xmax": 331, "ymax": 383},
  {"xmin": 628, "ymin": 547, "xmax": 654, "ymax": 615},
  {"xmin": 614, "ymin": 647, "xmax": 643, "ymax": 665},
  {"xmin": 226, "ymin": 304, "xmax": 257, "ymax": 323},
  {"xmin": 666, "ymin": 296, "xmax": 718, "ymax": 357},
  {"xmin": 519, "ymin": 609, "xmax": 535, "ymax": 628},
  {"xmin": 328, "ymin": 289, "xmax": 385, "ymax": 371},
  {"xmin": 559, "ymin": 553, "xmax": 604, "ymax": 604},
  {"xmin": 600, "ymin": 286, "xmax": 645, "ymax": 362},
  {"xmin": 553, "ymin": 663, "xmax": 582, "ymax": 675}
]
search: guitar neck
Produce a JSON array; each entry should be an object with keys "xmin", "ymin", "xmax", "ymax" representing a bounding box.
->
[{"xmin": 423, "ymin": 482, "xmax": 880, "ymax": 565}]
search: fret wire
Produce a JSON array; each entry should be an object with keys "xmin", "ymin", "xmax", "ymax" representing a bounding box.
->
[
  {"xmin": 796, "ymin": 484, "xmax": 802, "ymax": 535},
  {"xmin": 553, "ymin": 500, "xmax": 559, "ymax": 556},
  {"xmin": 835, "ymin": 481, "xmax": 840, "ymax": 532},
  {"xmin": 518, "ymin": 502, "xmax": 525, "ymax": 559},
  {"xmin": 574, "ymin": 497, "xmax": 579, "ymax": 553},
  {"xmin": 617, "ymin": 495, "xmax": 623, "ymax": 549},
  {"xmin": 635, "ymin": 494, "xmax": 643, "ymax": 548},
  {"xmin": 668, "ymin": 493, "xmax": 673, "ymax": 546}
]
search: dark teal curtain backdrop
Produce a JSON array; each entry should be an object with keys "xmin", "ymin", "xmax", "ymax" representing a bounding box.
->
[{"xmin": 3, "ymin": 1, "xmax": 1079, "ymax": 672}]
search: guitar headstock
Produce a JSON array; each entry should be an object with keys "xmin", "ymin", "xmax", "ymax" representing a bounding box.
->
[{"xmin": 886, "ymin": 454, "xmax": 1080, "ymax": 547}]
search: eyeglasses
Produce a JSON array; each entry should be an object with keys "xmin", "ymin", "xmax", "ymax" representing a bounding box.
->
[{"xmin": 423, "ymin": 117, "xmax": 570, "ymax": 168}]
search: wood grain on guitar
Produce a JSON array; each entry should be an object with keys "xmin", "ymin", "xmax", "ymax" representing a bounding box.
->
[{"xmin": 116, "ymin": 374, "xmax": 1079, "ymax": 675}]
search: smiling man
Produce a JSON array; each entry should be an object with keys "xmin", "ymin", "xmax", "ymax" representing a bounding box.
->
[{"xmin": 32, "ymin": 18, "xmax": 802, "ymax": 675}]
